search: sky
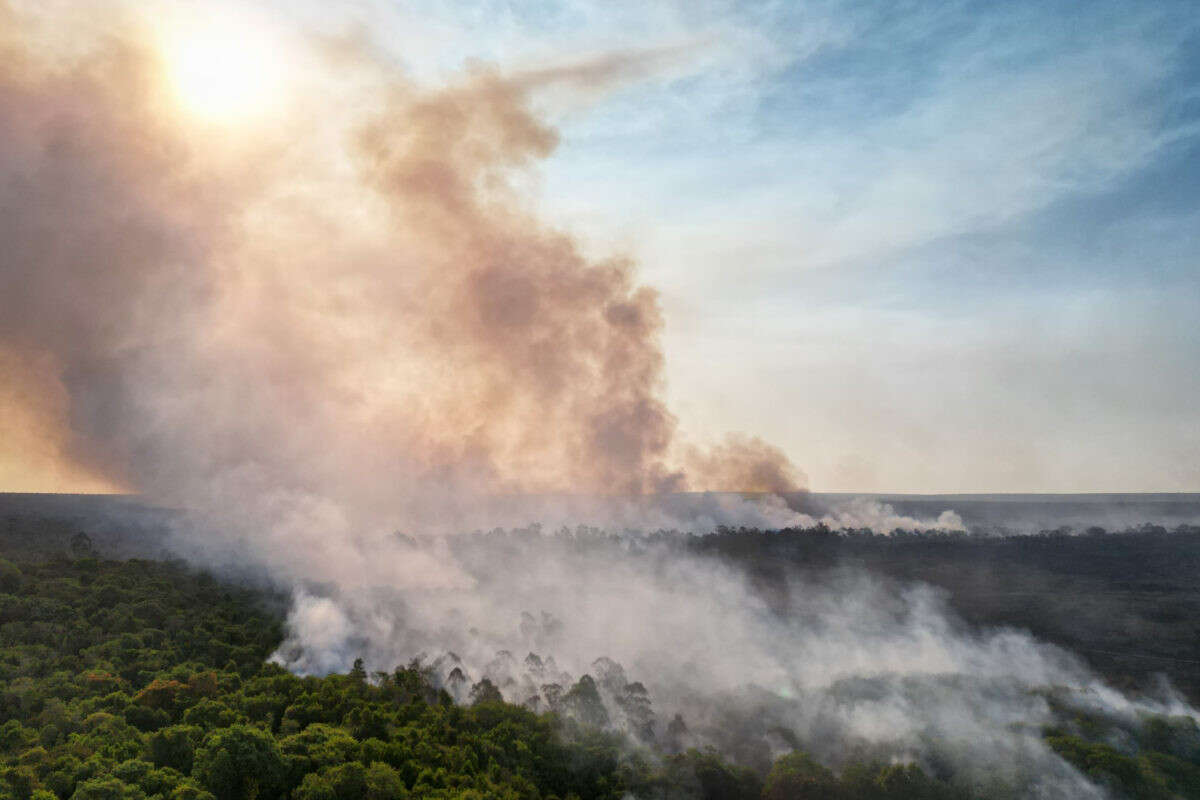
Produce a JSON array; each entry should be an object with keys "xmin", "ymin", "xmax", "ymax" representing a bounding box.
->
[
  {"xmin": 3, "ymin": 0, "xmax": 1199, "ymax": 495},
  {"xmin": 319, "ymin": 0, "xmax": 1200, "ymax": 493}
]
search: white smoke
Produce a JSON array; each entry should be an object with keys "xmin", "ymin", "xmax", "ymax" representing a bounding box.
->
[
  {"xmin": 816, "ymin": 496, "xmax": 966, "ymax": 532},
  {"xmin": 266, "ymin": 528, "xmax": 1193, "ymax": 799}
]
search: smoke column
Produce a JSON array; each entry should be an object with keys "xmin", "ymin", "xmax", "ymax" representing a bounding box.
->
[
  {"xmin": 1, "ymin": 5, "xmax": 1191, "ymax": 798},
  {"xmin": 0, "ymin": 2, "xmax": 811, "ymax": 522}
]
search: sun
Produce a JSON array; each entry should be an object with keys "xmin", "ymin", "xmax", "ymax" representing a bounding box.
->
[{"xmin": 161, "ymin": 14, "xmax": 287, "ymax": 122}]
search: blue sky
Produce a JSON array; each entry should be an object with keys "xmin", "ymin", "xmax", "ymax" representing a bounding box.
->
[{"xmin": 288, "ymin": 0, "xmax": 1200, "ymax": 491}]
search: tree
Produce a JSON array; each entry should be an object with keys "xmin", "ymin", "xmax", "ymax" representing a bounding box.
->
[
  {"xmin": 678, "ymin": 750, "xmax": 761, "ymax": 800},
  {"xmin": 345, "ymin": 707, "xmax": 388, "ymax": 741},
  {"xmin": 193, "ymin": 725, "xmax": 284, "ymax": 800},
  {"xmin": 170, "ymin": 781, "xmax": 217, "ymax": 800},
  {"xmin": 70, "ymin": 532, "xmax": 97, "ymax": 559},
  {"xmin": 292, "ymin": 773, "xmax": 334, "ymax": 800},
  {"xmin": 468, "ymin": 679, "xmax": 503, "ymax": 706},
  {"xmin": 562, "ymin": 676, "xmax": 608, "ymax": 729},
  {"xmin": 323, "ymin": 763, "xmax": 366, "ymax": 800},
  {"xmin": 278, "ymin": 723, "xmax": 359, "ymax": 770},
  {"xmin": 0, "ymin": 559, "xmax": 21, "ymax": 593},
  {"xmin": 292, "ymin": 762, "xmax": 404, "ymax": 800},
  {"xmin": 762, "ymin": 751, "xmax": 841, "ymax": 800},
  {"xmin": 69, "ymin": 777, "xmax": 142, "ymax": 800},
  {"xmin": 615, "ymin": 682, "xmax": 655, "ymax": 743},
  {"xmin": 664, "ymin": 713, "xmax": 688, "ymax": 754},
  {"xmin": 134, "ymin": 680, "xmax": 187, "ymax": 710},
  {"xmin": 363, "ymin": 763, "xmax": 406, "ymax": 800},
  {"xmin": 147, "ymin": 725, "xmax": 204, "ymax": 773},
  {"xmin": 873, "ymin": 763, "xmax": 957, "ymax": 800}
]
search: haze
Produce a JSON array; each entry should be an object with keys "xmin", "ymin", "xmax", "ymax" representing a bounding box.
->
[
  {"xmin": 3, "ymin": 5, "xmax": 1200, "ymax": 799},
  {"xmin": 3, "ymin": 0, "xmax": 1197, "ymax": 496}
]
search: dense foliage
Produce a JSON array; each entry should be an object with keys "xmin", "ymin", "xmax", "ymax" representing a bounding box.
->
[
  {"xmin": 1041, "ymin": 694, "xmax": 1200, "ymax": 800},
  {"xmin": 0, "ymin": 548, "xmax": 978, "ymax": 800},
  {"xmin": 1, "ymin": 507, "xmax": 1199, "ymax": 800}
]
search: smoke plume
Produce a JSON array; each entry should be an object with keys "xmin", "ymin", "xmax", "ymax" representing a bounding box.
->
[
  {"xmin": 2, "ymin": 5, "xmax": 1190, "ymax": 799},
  {"xmin": 0, "ymin": 2, "xmax": 809, "ymax": 521}
]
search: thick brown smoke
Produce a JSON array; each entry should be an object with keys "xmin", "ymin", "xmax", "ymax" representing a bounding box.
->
[
  {"xmin": 683, "ymin": 434, "xmax": 804, "ymax": 494},
  {"xmin": 0, "ymin": 4, "xmax": 803, "ymax": 530}
]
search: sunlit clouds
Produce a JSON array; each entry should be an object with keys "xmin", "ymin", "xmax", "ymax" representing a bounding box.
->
[{"xmin": 157, "ymin": 9, "xmax": 289, "ymax": 123}]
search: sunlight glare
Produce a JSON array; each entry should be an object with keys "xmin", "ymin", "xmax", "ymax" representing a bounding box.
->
[{"xmin": 162, "ymin": 14, "xmax": 287, "ymax": 122}]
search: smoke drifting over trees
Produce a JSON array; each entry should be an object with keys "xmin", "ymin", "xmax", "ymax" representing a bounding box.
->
[
  {"xmin": 2, "ymin": 5, "xmax": 1197, "ymax": 799},
  {"xmin": 266, "ymin": 527, "xmax": 1197, "ymax": 799}
]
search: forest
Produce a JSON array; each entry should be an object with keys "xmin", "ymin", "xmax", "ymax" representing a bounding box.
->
[
  {"xmin": 690, "ymin": 523, "xmax": 1200, "ymax": 700},
  {"xmin": 1, "ymin": 506, "xmax": 1199, "ymax": 800}
]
